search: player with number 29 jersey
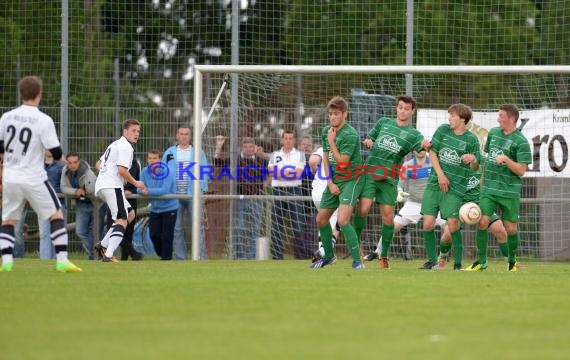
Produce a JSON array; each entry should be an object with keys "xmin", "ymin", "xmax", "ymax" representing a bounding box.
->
[{"xmin": 0, "ymin": 105, "xmax": 60, "ymax": 183}]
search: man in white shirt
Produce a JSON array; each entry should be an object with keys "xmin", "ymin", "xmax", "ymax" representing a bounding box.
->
[
  {"xmin": 0, "ymin": 75, "xmax": 81, "ymax": 272},
  {"xmin": 268, "ymin": 130, "xmax": 307, "ymax": 259},
  {"xmin": 94, "ymin": 119, "xmax": 145, "ymax": 262}
]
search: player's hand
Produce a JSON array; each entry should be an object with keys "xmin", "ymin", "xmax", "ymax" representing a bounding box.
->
[
  {"xmin": 438, "ymin": 174, "xmax": 450, "ymax": 193},
  {"xmin": 362, "ymin": 139, "xmax": 373, "ymax": 149},
  {"xmin": 327, "ymin": 127, "xmax": 337, "ymax": 145},
  {"xmin": 397, "ymin": 189, "xmax": 410, "ymax": 202},
  {"xmin": 461, "ymin": 153, "xmax": 477, "ymax": 164},
  {"xmin": 133, "ymin": 180, "xmax": 146, "ymax": 189},
  {"xmin": 327, "ymin": 182, "xmax": 340, "ymax": 196},
  {"xmin": 421, "ymin": 138, "xmax": 432, "ymax": 151},
  {"xmin": 495, "ymin": 155, "xmax": 509, "ymax": 166}
]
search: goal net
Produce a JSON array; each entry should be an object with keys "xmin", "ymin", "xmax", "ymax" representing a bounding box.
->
[{"xmin": 193, "ymin": 65, "xmax": 570, "ymax": 261}]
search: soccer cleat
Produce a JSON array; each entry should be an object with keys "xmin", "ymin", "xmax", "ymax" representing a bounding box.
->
[
  {"xmin": 311, "ymin": 249, "xmax": 323, "ymax": 263},
  {"xmin": 310, "ymin": 255, "xmax": 337, "ymax": 269},
  {"xmin": 94, "ymin": 242, "xmax": 106, "ymax": 258},
  {"xmin": 464, "ymin": 261, "xmax": 488, "ymax": 272},
  {"xmin": 101, "ymin": 256, "xmax": 120, "ymax": 263},
  {"xmin": 352, "ymin": 260, "xmax": 365, "ymax": 269},
  {"xmin": 56, "ymin": 261, "xmax": 83, "ymax": 273},
  {"xmin": 363, "ymin": 252, "xmax": 379, "ymax": 261},
  {"xmin": 1, "ymin": 262, "xmax": 14, "ymax": 272},
  {"xmin": 379, "ymin": 257, "xmax": 390, "ymax": 269},
  {"xmin": 437, "ymin": 252, "xmax": 449, "ymax": 268},
  {"xmin": 508, "ymin": 262, "xmax": 517, "ymax": 272},
  {"xmin": 453, "ymin": 263, "xmax": 463, "ymax": 271},
  {"xmin": 419, "ymin": 261, "xmax": 437, "ymax": 270}
]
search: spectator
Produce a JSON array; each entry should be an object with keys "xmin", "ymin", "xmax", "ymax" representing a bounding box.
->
[
  {"xmin": 60, "ymin": 152, "xmax": 97, "ymax": 260},
  {"xmin": 214, "ymin": 136, "xmax": 267, "ymax": 259},
  {"xmin": 139, "ymin": 150, "xmax": 178, "ymax": 260},
  {"xmin": 163, "ymin": 125, "xmax": 208, "ymax": 260},
  {"xmin": 267, "ymin": 130, "xmax": 307, "ymax": 259}
]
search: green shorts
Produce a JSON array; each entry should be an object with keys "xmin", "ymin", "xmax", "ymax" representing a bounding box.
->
[
  {"xmin": 359, "ymin": 173, "xmax": 397, "ymax": 206},
  {"xmin": 421, "ymin": 187, "xmax": 463, "ymax": 219},
  {"xmin": 479, "ymin": 194, "xmax": 520, "ymax": 222},
  {"xmin": 320, "ymin": 179, "xmax": 364, "ymax": 209}
]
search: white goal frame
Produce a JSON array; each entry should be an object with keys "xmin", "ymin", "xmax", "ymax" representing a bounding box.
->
[{"xmin": 191, "ymin": 65, "xmax": 570, "ymax": 260}]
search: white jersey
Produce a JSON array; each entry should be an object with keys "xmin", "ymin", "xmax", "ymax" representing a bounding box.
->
[
  {"xmin": 0, "ymin": 104, "xmax": 60, "ymax": 183},
  {"xmin": 95, "ymin": 136, "xmax": 134, "ymax": 194},
  {"xmin": 268, "ymin": 147, "xmax": 305, "ymax": 188}
]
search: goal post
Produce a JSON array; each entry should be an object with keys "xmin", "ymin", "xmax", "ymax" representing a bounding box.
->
[{"xmin": 192, "ymin": 65, "xmax": 570, "ymax": 261}]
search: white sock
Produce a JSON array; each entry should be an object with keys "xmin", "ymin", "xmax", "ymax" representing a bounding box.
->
[
  {"xmin": 375, "ymin": 237, "xmax": 383, "ymax": 254},
  {"xmin": 51, "ymin": 220, "xmax": 69, "ymax": 262},
  {"xmin": 105, "ymin": 224, "xmax": 125, "ymax": 257}
]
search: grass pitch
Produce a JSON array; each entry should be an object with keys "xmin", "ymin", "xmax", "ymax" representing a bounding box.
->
[{"xmin": 1, "ymin": 259, "xmax": 570, "ymax": 360}]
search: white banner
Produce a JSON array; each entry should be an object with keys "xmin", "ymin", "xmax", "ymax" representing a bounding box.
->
[{"xmin": 417, "ymin": 109, "xmax": 570, "ymax": 177}]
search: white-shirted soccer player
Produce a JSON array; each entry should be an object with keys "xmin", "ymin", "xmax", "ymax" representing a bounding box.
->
[
  {"xmin": 0, "ymin": 76, "xmax": 81, "ymax": 272},
  {"xmin": 94, "ymin": 119, "xmax": 145, "ymax": 262},
  {"xmin": 308, "ymin": 147, "xmax": 339, "ymax": 262}
]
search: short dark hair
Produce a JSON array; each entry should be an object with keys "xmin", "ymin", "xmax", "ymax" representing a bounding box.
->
[
  {"xmin": 19, "ymin": 76, "xmax": 42, "ymax": 101},
  {"xmin": 122, "ymin": 118, "xmax": 140, "ymax": 130},
  {"xmin": 499, "ymin": 104, "xmax": 519, "ymax": 121},
  {"xmin": 327, "ymin": 96, "xmax": 349, "ymax": 113},
  {"xmin": 282, "ymin": 130, "xmax": 296, "ymax": 138},
  {"xmin": 448, "ymin": 103, "xmax": 473, "ymax": 124},
  {"xmin": 148, "ymin": 149, "xmax": 161, "ymax": 157},
  {"xmin": 66, "ymin": 152, "xmax": 80, "ymax": 160},
  {"xmin": 396, "ymin": 95, "xmax": 417, "ymax": 110},
  {"xmin": 242, "ymin": 137, "xmax": 256, "ymax": 145}
]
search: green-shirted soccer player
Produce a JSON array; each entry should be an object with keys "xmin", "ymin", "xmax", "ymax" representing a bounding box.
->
[
  {"xmin": 420, "ymin": 103, "xmax": 481, "ymax": 269},
  {"xmin": 311, "ymin": 96, "xmax": 364, "ymax": 269},
  {"xmin": 354, "ymin": 95, "xmax": 427, "ymax": 269},
  {"xmin": 465, "ymin": 104, "xmax": 531, "ymax": 272},
  {"xmin": 438, "ymin": 168, "xmax": 508, "ymax": 270}
]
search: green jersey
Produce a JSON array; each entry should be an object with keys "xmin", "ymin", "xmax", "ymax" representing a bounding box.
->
[
  {"xmin": 364, "ymin": 117, "xmax": 424, "ymax": 185},
  {"xmin": 482, "ymin": 127, "xmax": 532, "ymax": 198},
  {"xmin": 427, "ymin": 124, "xmax": 481, "ymax": 197},
  {"xmin": 322, "ymin": 122, "xmax": 362, "ymax": 184},
  {"xmin": 464, "ymin": 169, "xmax": 481, "ymax": 203}
]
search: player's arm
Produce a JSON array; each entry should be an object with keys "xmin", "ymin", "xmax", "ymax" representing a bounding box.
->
[
  {"xmin": 363, "ymin": 119, "xmax": 382, "ymax": 148},
  {"xmin": 429, "ymin": 148, "xmax": 449, "ymax": 193},
  {"xmin": 118, "ymin": 165, "xmax": 145, "ymax": 189},
  {"xmin": 322, "ymin": 151, "xmax": 340, "ymax": 195},
  {"xmin": 497, "ymin": 156, "xmax": 527, "ymax": 177}
]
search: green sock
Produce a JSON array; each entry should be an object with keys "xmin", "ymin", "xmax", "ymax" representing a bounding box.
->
[
  {"xmin": 341, "ymin": 224, "xmax": 361, "ymax": 261},
  {"xmin": 451, "ymin": 230, "xmax": 463, "ymax": 265},
  {"xmin": 352, "ymin": 213, "xmax": 367, "ymax": 240},
  {"xmin": 319, "ymin": 224, "xmax": 334, "ymax": 259},
  {"xmin": 440, "ymin": 242, "xmax": 452, "ymax": 255},
  {"xmin": 476, "ymin": 229, "xmax": 489, "ymax": 265},
  {"xmin": 498, "ymin": 242, "xmax": 509, "ymax": 258},
  {"xmin": 380, "ymin": 223, "xmax": 395, "ymax": 257},
  {"xmin": 507, "ymin": 233, "xmax": 519, "ymax": 263},
  {"xmin": 424, "ymin": 230, "xmax": 437, "ymax": 263}
]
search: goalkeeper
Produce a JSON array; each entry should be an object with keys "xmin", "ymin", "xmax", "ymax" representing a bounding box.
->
[{"xmin": 363, "ymin": 150, "xmax": 447, "ymax": 261}]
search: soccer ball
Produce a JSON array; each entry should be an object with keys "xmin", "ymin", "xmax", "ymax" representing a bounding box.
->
[{"xmin": 459, "ymin": 202, "xmax": 481, "ymax": 225}]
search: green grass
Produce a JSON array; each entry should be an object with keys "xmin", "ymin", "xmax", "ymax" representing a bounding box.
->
[{"xmin": 1, "ymin": 259, "xmax": 570, "ymax": 360}]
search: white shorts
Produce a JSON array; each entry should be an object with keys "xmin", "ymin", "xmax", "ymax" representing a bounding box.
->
[
  {"xmin": 97, "ymin": 188, "xmax": 131, "ymax": 221},
  {"xmin": 312, "ymin": 183, "xmax": 338, "ymax": 228},
  {"xmin": 395, "ymin": 200, "xmax": 446, "ymax": 227},
  {"xmin": 2, "ymin": 180, "xmax": 61, "ymax": 221}
]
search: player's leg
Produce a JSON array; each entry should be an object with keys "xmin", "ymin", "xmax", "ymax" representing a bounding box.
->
[
  {"xmin": 311, "ymin": 207, "xmax": 338, "ymax": 269},
  {"xmin": 438, "ymin": 193, "xmax": 464, "ymax": 269},
  {"xmin": 27, "ymin": 181, "xmax": 81, "ymax": 272},
  {"xmin": 420, "ymin": 188, "xmax": 441, "ymax": 269},
  {"xmin": 353, "ymin": 174, "xmax": 374, "ymax": 240},
  {"xmin": 437, "ymin": 218, "xmax": 451, "ymax": 268},
  {"xmin": 98, "ymin": 188, "xmax": 129, "ymax": 261},
  {"xmin": 466, "ymin": 194, "xmax": 495, "ymax": 271},
  {"xmin": 488, "ymin": 215, "xmax": 508, "ymax": 258},
  {"xmin": 338, "ymin": 179, "xmax": 365, "ymax": 269},
  {"xmin": 499, "ymin": 196, "xmax": 522, "ymax": 271},
  {"xmin": 0, "ymin": 182, "xmax": 26, "ymax": 271}
]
